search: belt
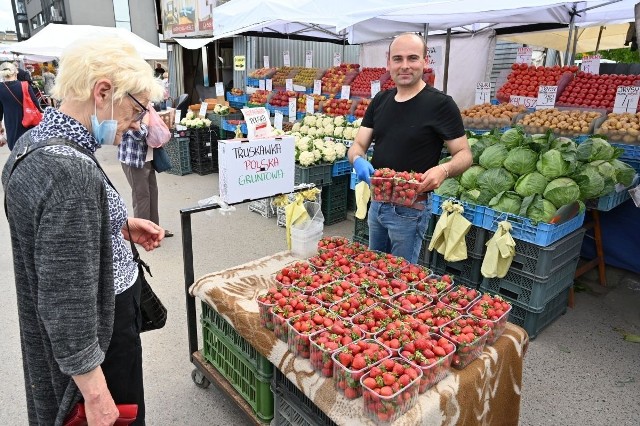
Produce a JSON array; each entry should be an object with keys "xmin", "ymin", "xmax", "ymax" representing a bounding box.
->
[{"xmin": 409, "ymin": 193, "xmax": 429, "ymax": 211}]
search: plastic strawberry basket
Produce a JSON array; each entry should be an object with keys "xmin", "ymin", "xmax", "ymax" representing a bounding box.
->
[
  {"xmin": 479, "ymin": 256, "xmax": 578, "ymax": 312},
  {"xmin": 480, "ymin": 206, "xmax": 586, "ymax": 247},
  {"xmin": 272, "ymin": 369, "xmax": 337, "ymax": 426},
  {"xmin": 332, "ymin": 159, "xmax": 352, "ymax": 177},
  {"xmin": 466, "ymin": 300, "xmax": 512, "ymax": 345},
  {"xmin": 332, "ymin": 340, "xmax": 391, "ymax": 399},
  {"xmin": 399, "ymin": 333, "xmax": 456, "ymax": 393},
  {"xmin": 506, "ymin": 286, "xmax": 570, "ymax": 340},
  {"xmin": 431, "ymin": 194, "xmax": 485, "ymax": 227},
  {"xmin": 439, "ymin": 317, "xmax": 490, "ymax": 369}
]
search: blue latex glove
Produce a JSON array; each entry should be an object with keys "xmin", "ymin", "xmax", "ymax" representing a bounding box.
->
[{"xmin": 353, "ymin": 156, "xmax": 374, "ymax": 184}]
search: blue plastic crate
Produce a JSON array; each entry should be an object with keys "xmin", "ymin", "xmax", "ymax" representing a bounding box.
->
[
  {"xmin": 480, "ymin": 206, "xmax": 586, "ymax": 247},
  {"xmin": 266, "ymin": 104, "xmax": 291, "ymax": 117},
  {"xmin": 247, "ymin": 77, "xmax": 260, "ymax": 87},
  {"xmin": 574, "ymin": 135, "xmax": 590, "ymax": 144},
  {"xmin": 332, "ymin": 160, "xmax": 351, "ymax": 177},
  {"xmin": 625, "ymin": 158, "xmax": 640, "ymax": 173},
  {"xmin": 226, "ymin": 92, "xmax": 247, "ymax": 105},
  {"xmin": 221, "ymin": 118, "xmax": 247, "ymax": 134},
  {"xmin": 350, "ymin": 171, "xmax": 360, "ymax": 189},
  {"xmin": 586, "ymin": 187, "xmax": 633, "ymax": 211},
  {"xmin": 346, "ymin": 114, "xmax": 356, "ymax": 123},
  {"xmin": 431, "ymin": 194, "xmax": 485, "ymax": 227},
  {"xmin": 611, "ymin": 142, "xmax": 640, "ymax": 160}
]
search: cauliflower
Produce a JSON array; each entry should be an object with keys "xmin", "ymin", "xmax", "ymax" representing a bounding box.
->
[
  {"xmin": 307, "ymin": 127, "xmax": 317, "ymax": 137},
  {"xmin": 185, "ymin": 111, "xmax": 195, "ymax": 120},
  {"xmin": 341, "ymin": 127, "xmax": 353, "ymax": 140},
  {"xmin": 299, "ymin": 151, "xmax": 316, "ymax": 166},
  {"xmin": 314, "ymin": 128, "xmax": 325, "ymax": 138},
  {"xmin": 334, "ymin": 126, "xmax": 344, "ymax": 138},
  {"xmin": 303, "ymin": 115, "xmax": 317, "ymax": 127},
  {"xmin": 297, "ymin": 136, "xmax": 312, "ymax": 151},
  {"xmin": 291, "ymin": 122, "xmax": 301, "ymax": 132},
  {"xmin": 334, "ymin": 143, "xmax": 347, "ymax": 159},
  {"xmin": 334, "ymin": 116, "xmax": 345, "ymax": 126},
  {"xmin": 323, "ymin": 139, "xmax": 336, "ymax": 150},
  {"xmin": 312, "ymin": 149, "xmax": 322, "ymax": 162},
  {"xmin": 272, "ymin": 129, "xmax": 285, "ymax": 136},
  {"xmin": 203, "ymin": 118, "xmax": 212, "ymax": 127},
  {"xmin": 353, "ymin": 118, "xmax": 363, "ymax": 128},
  {"xmin": 322, "ymin": 117, "xmax": 333, "ymax": 127},
  {"xmin": 299, "ymin": 125, "xmax": 310, "ymax": 135},
  {"xmin": 313, "ymin": 139, "xmax": 324, "ymax": 150},
  {"xmin": 322, "ymin": 146, "xmax": 337, "ymax": 163},
  {"xmin": 323, "ymin": 123, "xmax": 335, "ymax": 135}
]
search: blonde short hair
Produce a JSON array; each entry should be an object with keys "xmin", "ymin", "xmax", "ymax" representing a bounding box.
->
[
  {"xmin": 0, "ymin": 62, "xmax": 18, "ymax": 79},
  {"xmin": 52, "ymin": 36, "xmax": 164, "ymax": 102}
]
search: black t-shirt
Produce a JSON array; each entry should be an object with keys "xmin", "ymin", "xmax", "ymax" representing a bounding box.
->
[{"xmin": 362, "ymin": 85, "xmax": 465, "ymax": 173}]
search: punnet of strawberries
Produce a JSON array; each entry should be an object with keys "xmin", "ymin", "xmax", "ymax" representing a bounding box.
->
[
  {"xmin": 317, "ymin": 236, "xmax": 350, "ymax": 252},
  {"xmin": 370, "ymin": 168, "xmax": 396, "ymax": 202},
  {"xmin": 439, "ymin": 315, "xmax": 492, "ymax": 369},
  {"xmin": 390, "ymin": 289, "xmax": 433, "ymax": 314},
  {"xmin": 410, "ymin": 302, "xmax": 461, "ymax": 333},
  {"xmin": 413, "ymin": 274, "xmax": 454, "ymax": 297},
  {"xmin": 391, "ymin": 171, "xmax": 424, "ymax": 207},
  {"xmin": 467, "ymin": 294, "xmax": 512, "ymax": 345},
  {"xmin": 400, "ymin": 333, "xmax": 456, "ymax": 393},
  {"xmin": 271, "ymin": 295, "xmax": 320, "ymax": 343},
  {"xmin": 395, "ymin": 264, "xmax": 432, "ymax": 284},
  {"xmin": 332, "ymin": 339, "xmax": 391, "ymax": 399},
  {"xmin": 365, "ymin": 277, "xmax": 410, "ymax": 303},
  {"xmin": 274, "ymin": 261, "xmax": 315, "ymax": 286},
  {"xmin": 352, "ymin": 249, "xmax": 387, "ymax": 265},
  {"xmin": 256, "ymin": 286, "xmax": 304, "ymax": 330},
  {"xmin": 369, "ymin": 254, "xmax": 410, "ymax": 276},
  {"xmin": 310, "ymin": 320, "xmax": 364, "ymax": 377},
  {"xmin": 290, "ymin": 271, "xmax": 334, "ymax": 294},
  {"xmin": 439, "ymin": 285, "xmax": 481, "ymax": 312},
  {"xmin": 374, "ymin": 320, "xmax": 425, "ymax": 357},
  {"xmin": 287, "ymin": 307, "xmax": 338, "ymax": 358},
  {"xmin": 351, "ymin": 303, "xmax": 404, "ymax": 337},
  {"xmin": 342, "ymin": 266, "xmax": 386, "ymax": 288},
  {"xmin": 311, "ymin": 280, "xmax": 359, "ymax": 307},
  {"xmin": 360, "ymin": 357, "xmax": 422, "ymax": 423},
  {"xmin": 328, "ymin": 293, "xmax": 377, "ymax": 320},
  {"xmin": 307, "ymin": 251, "xmax": 349, "ymax": 270}
]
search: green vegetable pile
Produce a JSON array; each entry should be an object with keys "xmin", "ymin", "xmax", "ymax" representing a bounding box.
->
[{"xmin": 434, "ymin": 128, "xmax": 637, "ymax": 223}]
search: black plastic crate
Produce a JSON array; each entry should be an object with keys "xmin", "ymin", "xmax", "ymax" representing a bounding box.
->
[
  {"xmin": 352, "ymin": 235, "xmax": 369, "ymax": 246},
  {"xmin": 321, "ymin": 176, "xmax": 348, "ymax": 225},
  {"xmin": 426, "ymin": 216, "xmax": 486, "ymax": 258},
  {"xmin": 347, "ymin": 188, "xmax": 356, "ymax": 211},
  {"xmin": 507, "ymin": 287, "xmax": 570, "ymax": 340},
  {"xmin": 189, "ymin": 139, "xmax": 217, "ymax": 175},
  {"xmin": 164, "ymin": 137, "xmax": 192, "ymax": 176},
  {"xmin": 272, "ymin": 369, "xmax": 337, "ymax": 426},
  {"xmin": 294, "ymin": 164, "xmax": 332, "ymax": 186},
  {"xmin": 431, "ymin": 251, "xmax": 483, "ymax": 289},
  {"xmin": 354, "ymin": 217, "xmax": 369, "ymax": 240}
]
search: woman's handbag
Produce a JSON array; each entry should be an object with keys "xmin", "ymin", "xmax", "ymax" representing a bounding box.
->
[
  {"xmin": 146, "ymin": 105, "xmax": 171, "ymax": 148},
  {"xmin": 3, "ymin": 81, "xmax": 43, "ymax": 128},
  {"xmin": 152, "ymin": 147, "xmax": 172, "ymax": 173}
]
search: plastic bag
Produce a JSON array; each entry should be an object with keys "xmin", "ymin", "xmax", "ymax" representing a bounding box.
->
[{"xmin": 146, "ymin": 105, "xmax": 171, "ymax": 148}]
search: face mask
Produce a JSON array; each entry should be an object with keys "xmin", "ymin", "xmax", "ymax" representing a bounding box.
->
[{"xmin": 90, "ymin": 93, "xmax": 118, "ymax": 145}]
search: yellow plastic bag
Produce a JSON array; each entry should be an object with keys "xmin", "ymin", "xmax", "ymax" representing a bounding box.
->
[
  {"xmin": 442, "ymin": 202, "xmax": 471, "ymax": 262},
  {"xmin": 481, "ymin": 221, "xmax": 516, "ymax": 279},
  {"xmin": 284, "ymin": 194, "xmax": 309, "ymax": 249},
  {"xmin": 355, "ymin": 181, "xmax": 371, "ymax": 220},
  {"xmin": 428, "ymin": 201, "xmax": 451, "ymax": 255}
]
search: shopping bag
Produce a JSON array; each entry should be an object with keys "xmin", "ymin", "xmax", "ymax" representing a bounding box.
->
[
  {"xmin": 146, "ymin": 105, "xmax": 171, "ymax": 148},
  {"xmin": 20, "ymin": 82, "xmax": 43, "ymax": 127},
  {"xmin": 152, "ymin": 147, "xmax": 172, "ymax": 173},
  {"xmin": 64, "ymin": 403, "xmax": 138, "ymax": 426}
]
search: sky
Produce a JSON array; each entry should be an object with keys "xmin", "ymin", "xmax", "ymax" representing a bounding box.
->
[{"xmin": 0, "ymin": 0, "xmax": 15, "ymax": 32}]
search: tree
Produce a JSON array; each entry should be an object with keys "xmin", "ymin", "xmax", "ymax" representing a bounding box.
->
[{"xmin": 577, "ymin": 47, "xmax": 640, "ymax": 63}]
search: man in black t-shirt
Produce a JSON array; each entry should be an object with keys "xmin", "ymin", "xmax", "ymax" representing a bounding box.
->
[{"xmin": 347, "ymin": 33, "xmax": 472, "ymax": 264}]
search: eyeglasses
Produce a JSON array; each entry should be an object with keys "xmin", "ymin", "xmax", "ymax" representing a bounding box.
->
[{"xmin": 127, "ymin": 92, "xmax": 148, "ymax": 122}]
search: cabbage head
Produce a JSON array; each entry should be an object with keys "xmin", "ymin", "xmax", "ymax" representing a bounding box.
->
[
  {"xmin": 523, "ymin": 133, "xmax": 551, "ymax": 153},
  {"xmin": 479, "ymin": 144, "xmax": 509, "ymax": 169},
  {"xmin": 459, "ymin": 165, "xmax": 486, "ymax": 189},
  {"xmin": 550, "ymin": 137, "xmax": 577, "ymax": 153},
  {"xmin": 576, "ymin": 137, "xmax": 616, "ymax": 162},
  {"xmin": 500, "ymin": 128, "xmax": 524, "ymax": 149},
  {"xmin": 520, "ymin": 194, "xmax": 557, "ymax": 224},
  {"xmin": 503, "ymin": 147, "xmax": 538, "ymax": 176},
  {"xmin": 572, "ymin": 166, "xmax": 605, "ymax": 200},
  {"xmin": 469, "ymin": 140, "xmax": 486, "ymax": 164},
  {"xmin": 543, "ymin": 178, "xmax": 581, "ymax": 208},
  {"xmin": 536, "ymin": 149, "xmax": 576, "ymax": 179},
  {"xmin": 610, "ymin": 159, "xmax": 637, "ymax": 187},
  {"xmin": 477, "ymin": 168, "xmax": 515, "ymax": 196},
  {"xmin": 481, "ymin": 134, "xmax": 500, "ymax": 147},
  {"xmin": 588, "ymin": 160, "xmax": 616, "ymax": 182},
  {"xmin": 489, "ymin": 191, "xmax": 522, "ymax": 215},
  {"xmin": 459, "ymin": 189, "xmax": 481, "ymax": 204},
  {"xmin": 434, "ymin": 178, "xmax": 461, "ymax": 198},
  {"xmin": 514, "ymin": 172, "xmax": 548, "ymax": 197}
]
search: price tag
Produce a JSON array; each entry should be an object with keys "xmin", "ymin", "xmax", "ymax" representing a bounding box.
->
[
  {"xmin": 258, "ymin": 79, "xmax": 265, "ymax": 90},
  {"xmin": 284, "ymin": 78, "xmax": 292, "ymax": 91},
  {"xmin": 613, "ymin": 86, "xmax": 640, "ymax": 113},
  {"xmin": 198, "ymin": 102, "xmax": 208, "ymax": 118},
  {"xmin": 305, "ymin": 50, "xmax": 313, "ymax": 68},
  {"xmin": 474, "ymin": 82, "xmax": 491, "ymax": 105},
  {"xmin": 283, "ymin": 50, "xmax": 290, "ymax": 67},
  {"xmin": 515, "ymin": 47, "xmax": 533, "ymax": 65},
  {"xmin": 215, "ymin": 82, "xmax": 224, "ymax": 97},
  {"xmin": 293, "ymin": 84, "xmax": 307, "ymax": 92},
  {"xmin": 174, "ymin": 109, "xmax": 182, "ymax": 124},
  {"xmin": 536, "ymin": 86, "xmax": 557, "ymax": 110},
  {"xmin": 426, "ymin": 46, "xmax": 442, "ymax": 68},
  {"xmin": 509, "ymin": 95, "xmax": 537, "ymax": 109},
  {"xmin": 580, "ymin": 55, "xmax": 601, "ymax": 75},
  {"xmin": 266, "ymin": 79, "xmax": 273, "ymax": 91},
  {"xmin": 333, "ymin": 52, "xmax": 341, "ymax": 67},
  {"xmin": 371, "ymin": 80, "xmax": 381, "ymax": 98},
  {"xmin": 288, "ymin": 98, "xmax": 296, "ymax": 121},
  {"xmin": 274, "ymin": 111, "xmax": 283, "ymax": 130},
  {"xmin": 263, "ymin": 56, "xmax": 270, "ymax": 69},
  {"xmin": 241, "ymin": 107, "xmax": 272, "ymax": 139},
  {"xmin": 306, "ymin": 96, "xmax": 315, "ymax": 114},
  {"xmin": 341, "ymin": 85, "xmax": 350, "ymax": 100},
  {"xmin": 313, "ymin": 80, "xmax": 322, "ymax": 95}
]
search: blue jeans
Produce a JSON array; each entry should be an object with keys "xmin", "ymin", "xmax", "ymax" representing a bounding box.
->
[{"xmin": 367, "ymin": 200, "xmax": 430, "ymax": 264}]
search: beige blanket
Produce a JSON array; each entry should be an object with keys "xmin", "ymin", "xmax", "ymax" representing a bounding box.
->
[{"xmin": 191, "ymin": 251, "xmax": 529, "ymax": 426}]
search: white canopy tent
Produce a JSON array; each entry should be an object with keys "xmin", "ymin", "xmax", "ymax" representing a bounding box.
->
[{"xmin": 9, "ymin": 24, "xmax": 167, "ymax": 61}]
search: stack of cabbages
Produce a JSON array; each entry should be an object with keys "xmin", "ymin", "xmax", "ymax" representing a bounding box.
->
[{"xmin": 435, "ymin": 128, "xmax": 637, "ymax": 223}]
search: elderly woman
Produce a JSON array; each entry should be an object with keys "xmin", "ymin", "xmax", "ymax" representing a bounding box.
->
[
  {"xmin": 2, "ymin": 37, "xmax": 164, "ymax": 425},
  {"xmin": 0, "ymin": 61, "xmax": 41, "ymax": 149}
]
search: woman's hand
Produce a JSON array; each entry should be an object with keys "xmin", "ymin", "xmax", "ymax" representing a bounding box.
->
[{"xmin": 122, "ymin": 218, "xmax": 164, "ymax": 251}]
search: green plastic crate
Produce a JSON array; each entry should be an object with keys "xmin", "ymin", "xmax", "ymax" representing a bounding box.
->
[
  {"xmin": 201, "ymin": 316, "xmax": 274, "ymax": 422},
  {"xmin": 294, "ymin": 164, "xmax": 333, "ymax": 186}
]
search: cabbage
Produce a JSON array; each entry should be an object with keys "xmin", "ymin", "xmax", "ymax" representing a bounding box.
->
[
  {"xmin": 610, "ymin": 159, "xmax": 637, "ymax": 186},
  {"xmin": 588, "ymin": 160, "xmax": 616, "ymax": 181},
  {"xmin": 576, "ymin": 137, "xmax": 616, "ymax": 162},
  {"xmin": 503, "ymin": 147, "xmax": 538, "ymax": 176},
  {"xmin": 459, "ymin": 189, "xmax": 481, "ymax": 204},
  {"xmin": 489, "ymin": 191, "xmax": 522, "ymax": 215},
  {"xmin": 536, "ymin": 149, "xmax": 576, "ymax": 179},
  {"xmin": 479, "ymin": 144, "xmax": 509, "ymax": 169},
  {"xmin": 500, "ymin": 128, "xmax": 524, "ymax": 149},
  {"xmin": 514, "ymin": 172, "xmax": 548, "ymax": 197},
  {"xmin": 459, "ymin": 165, "xmax": 486, "ymax": 189},
  {"xmin": 523, "ymin": 133, "xmax": 551, "ymax": 153},
  {"xmin": 477, "ymin": 168, "xmax": 515, "ymax": 196},
  {"xmin": 572, "ymin": 166, "xmax": 605, "ymax": 200},
  {"xmin": 520, "ymin": 194, "xmax": 557, "ymax": 223},
  {"xmin": 481, "ymin": 134, "xmax": 500, "ymax": 147},
  {"xmin": 550, "ymin": 137, "xmax": 577, "ymax": 153},
  {"xmin": 434, "ymin": 178, "xmax": 461, "ymax": 198},
  {"xmin": 543, "ymin": 178, "xmax": 581, "ymax": 208},
  {"xmin": 469, "ymin": 139, "xmax": 486, "ymax": 164}
]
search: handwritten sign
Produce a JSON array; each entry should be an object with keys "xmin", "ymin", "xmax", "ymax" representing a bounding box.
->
[
  {"xmin": 258, "ymin": 79, "xmax": 265, "ymax": 90},
  {"xmin": 341, "ymin": 85, "xmax": 351, "ymax": 100},
  {"xmin": 218, "ymin": 136, "xmax": 295, "ymax": 204},
  {"xmin": 215, "ymin": 82, "xmax": 224, "ymax": 97},
  {"xmin": 285, "ymin": 78, "xmax": 293, "ymax": 91},
  {"xmin": 515, "ymin": 47, "xmax": 533, "ymax": 65},
  {"xmin": 263, "ymin": 56, "xmax": 270, "ymax": 69},
  {"xmin": 426, "ymin": 46, "xmax": 442, "ymax": 68},
  {"xmin": 333, "ymin": 52, "xmax": 341, "ymax": 67},
  {"xmin": 313, "ymin": 80, "xmax": 322, "ymax": 95},
  {"xmin": 580, "ymin": 55, "xmax": 601, "ymax": 75},
  {"xmin": 536, "ymin": 86, "xmax": 557, "ymax": 110},
  {"xmin": 306, "ymin": 96, "xmax": 315, "ymax": 114},
  {"xmin": 198, "ymin": 102, "xmax": 208, "ymax": 118},
  {"xmin": 241, "ymin": 107, "xmax": 272, "ymax": 140},
  {"xmin": 613, "ymin": 86, "xmax": 640, "ymax": 113},
  {"xmin": 274, "ymin": 111, "xmax": 283, "ymax": 131},
  {"xmin": 233, "ymin": 55, "xmax": 245, "ymax": 71},
  {"xmin": 371, "ymin": 80, "xmax": 381, "ymax": 98},
  {"xmin": 305, "ymin": 50, "xmax": 313, "ymax": 68},
  {"xmin": 283, "ymin": 50, "xmax": 290, "ymax": 67},
  {"xmin": 475, "ymin": 82, "xmax": 491, "ymax": 105},
  {"xmin": 266, "ymin": 79, "xmax": 273, "ymax": 91},
  {"xmin": 509, "ymin": 95, "xmax": 537, "ymax": 109}
]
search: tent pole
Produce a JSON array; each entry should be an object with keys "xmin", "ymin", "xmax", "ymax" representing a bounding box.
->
[
  {"xmin": 423, "ymin": 23, "xmax": 429, "ymax": 46},
  {"xmin": 202, "ymin": 45, "xmax": 210, "ymax": 87},
  {"xmin": 570, "ymin": 26, "xmax": 580, "ymax": 64},
  {"xmin": 443, "ymin": 28, "xmax": 451, "ymax": 94},
  {"xmin": 214, "ymin": 40, "xmax": 219, "ymax": 84},
  {"xmin": 564, "ymin": 11, "xmax": 576, "ymax": 65},
  {"xmin": 595, "ymin": 25, "xmax": 605, "ymax": 53}
]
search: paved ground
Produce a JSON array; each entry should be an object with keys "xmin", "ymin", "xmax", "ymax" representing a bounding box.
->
[{"xmin": 0, "ymin": 145, "xmax": 639, "ymax": 425}]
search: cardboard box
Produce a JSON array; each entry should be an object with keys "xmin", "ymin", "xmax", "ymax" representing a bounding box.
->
[{"xmin": 218, "ymin": 136, "xmax": 295, "ymax": 204}]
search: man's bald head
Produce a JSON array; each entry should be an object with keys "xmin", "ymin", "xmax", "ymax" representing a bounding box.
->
[{"xmin": 389, "ymin": 33, "xmax": 428, "ymax": 58}]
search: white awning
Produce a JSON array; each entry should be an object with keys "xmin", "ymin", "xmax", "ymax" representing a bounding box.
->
[{"xmin": 173, "ymin": 37, "xmax": 214, "ymax": 50}]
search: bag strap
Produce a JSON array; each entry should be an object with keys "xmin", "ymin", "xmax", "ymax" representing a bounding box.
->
[{"xmin": 3, "ymin": 81, "xmax": 22, "ymax": 107}]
